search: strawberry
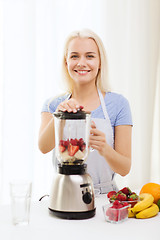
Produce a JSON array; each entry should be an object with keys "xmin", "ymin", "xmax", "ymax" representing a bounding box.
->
[
  {"xmin": 80, "ymin": 143, "xmax": 86, "ymax": 151},
  {"xmin": 117, "ymin": 190, "xmax": 122, "ymax": 194},
  {"xmin": 120, "ymin": 187, "xmax": 132, "ymax": 196},
  {"xmin": 109, "ymin": 195, "xmax": 117, "ymax": 202},
  {"xmin": 106, "ymin": 200, "xmax": 130, "ymax": 222},
  {"xmin": 116, "ymin": 193, "xmax": 127, "ymax": 201},
  {"xmin": 110, "ymin": 194, "xmax": 117, "ymax": 201},
  {"xmin": 78, "ymin": 138, "xmax": 84, "ymax": 146},
  {"xmin": 130, "ymin": 192, "xmax": 136, "ymax": 195},
  {"xmin": 77, "ymin": 138, "xmax": 86, "ymax": 151},
  {"xmin": 128, "ymin": 193, "xmax": 138, "ymax": 201},
  {"xmin": 113, "ymin": 200, "xmax": 120, "ymax": 207},
  {"xmin": 123, "ymin": 202, "xmax": 129, "ymax": 207},
  {"xmin": 113, "ymin": 200, "xmax": 124, "ymax": 209},
  {"xmin": 112, "ymin": 200, "xmax": 129, "ymax": 209},
  {"xmin": 63, "ymin": 139, "xmax": 69, "ymax": 147},
  {"xmin": 68, "ymin": 144, "xmax": 79, "ymax": 156},
  {"xmin": 119, "ymin": 208, "xmax": 128, "ymax": 220},
  {"xmin": 118, "ymin": 203, "xmax": 124, "ymax": 208},
  {"xmin": 59, "ymin": 145, "xmax": 66, "ymax": 152},
  {"xmin": 59, "ymin": 140, "xmax": 65, "ymax": 146},
  {"xmin": 70, "ymin": 138, "xmax": 78, "ymax": 146},
  {"xmin": 106, "ymin": 207, "xmax": 112, "ymax": 216},
  {"xmin": 107, "ymin": 191, "xmax": 117, "ymax": 199},
  {"xmin": 110, "ymin": 210, "xmax": 118, "ymax": 221}
]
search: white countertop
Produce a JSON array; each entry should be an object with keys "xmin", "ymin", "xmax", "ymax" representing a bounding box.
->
[{"xmin": 0, "ymin": 194, "xmax": 159, "ymax": 240}]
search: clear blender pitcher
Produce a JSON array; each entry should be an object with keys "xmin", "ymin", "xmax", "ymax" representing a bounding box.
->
[{"xmin": 53, "ymin": 110, "xmax": 91, "ymax": 165}]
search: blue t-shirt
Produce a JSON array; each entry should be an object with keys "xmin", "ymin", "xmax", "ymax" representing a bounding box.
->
[{"xmin": 41, "ymin": 92, "xmax": 133, "ymax": 135}]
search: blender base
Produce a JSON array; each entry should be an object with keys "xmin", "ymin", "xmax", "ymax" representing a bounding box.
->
[{"xmin": 48, "ymin": 208, "xmax": 96, "ymax": 220}]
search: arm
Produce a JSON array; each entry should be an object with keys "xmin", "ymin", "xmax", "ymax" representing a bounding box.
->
[
  {"xmin": 89, "ymin": 123, "xmax": 132, "ymax": 176},
  {"xmin": 38, "ymin": 112, "xmax": 55, "ymax": 154}
]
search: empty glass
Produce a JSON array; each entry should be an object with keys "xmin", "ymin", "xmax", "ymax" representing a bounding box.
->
[{"xmin": 10, "ymin": 180, "xmax": 32, "ymax": 226}]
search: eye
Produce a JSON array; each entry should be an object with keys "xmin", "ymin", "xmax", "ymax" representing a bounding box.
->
[
  {"xmin": 87, "ymin": 55, "xmax": 94, "ymax": 58},
  {"xmin": 71, "ymin": 55, "xmax": 79, "ymax": 59}
]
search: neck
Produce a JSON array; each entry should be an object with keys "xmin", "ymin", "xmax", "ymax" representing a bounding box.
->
[
  {"xmin": 71, "ymin": 84, "xmax": 101, "ymax": 111},
  {"xmin": 72, "ymin": 84, "xmax": 98, "ymax": 101}
]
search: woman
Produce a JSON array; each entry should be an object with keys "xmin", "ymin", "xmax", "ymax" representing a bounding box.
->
[{"xmin": 38, "ymin": 29, "xmax": 132, "ymax": 193}]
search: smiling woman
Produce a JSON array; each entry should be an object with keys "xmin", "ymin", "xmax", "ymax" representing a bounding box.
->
[{"xmin": 38, "ymin": 29, "xmax": 133, "ymax": 194}]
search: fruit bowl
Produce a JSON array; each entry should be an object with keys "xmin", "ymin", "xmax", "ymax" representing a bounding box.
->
[
  {"xmin": 103, "ymin": 201, "xmax": 131, "ymax": 223},
  {"xmin": 107, "ymin": 187, "xmax": 139, "ymax": 208}
]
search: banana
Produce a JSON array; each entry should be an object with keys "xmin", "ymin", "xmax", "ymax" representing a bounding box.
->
[
  {"xmin": 132, "ymin": 193, "xmax": 154, "ymax": 214},
  {"xmin": 128, "ymin": 207, "xmax": 135, "ymax": 218},
  {"xmin": 136, "ymin": 203, "xmax": 159, "ymax": 219}
]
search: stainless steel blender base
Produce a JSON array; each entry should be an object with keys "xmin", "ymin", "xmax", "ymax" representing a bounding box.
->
[
  {"xmin": 49, "ymin": 208, "xmax": 96, "ymax": 220},
  {"xmin": 49, "ymin": 164, "xmax": 96, "ymax": 219}
]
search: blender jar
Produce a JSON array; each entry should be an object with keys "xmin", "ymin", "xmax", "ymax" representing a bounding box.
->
[{"xmin": 53, "ymin": 110, "xmax": 91, "ymax": 164}]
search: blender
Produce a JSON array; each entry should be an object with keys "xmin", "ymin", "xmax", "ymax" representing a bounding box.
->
[{"xmin": 48, "ymin": 109, "xmax": 96, "ymax": 219}]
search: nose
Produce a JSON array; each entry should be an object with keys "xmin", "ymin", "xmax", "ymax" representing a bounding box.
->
[{"xmin": 77, "ymin": 56, "xmax": 86, "ymax": 67}]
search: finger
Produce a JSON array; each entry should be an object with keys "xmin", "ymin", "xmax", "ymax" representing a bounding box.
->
[
  {"xmin": 90, "ymin": 135, "xmax": 106, "ymax": 142},
  {"xmin": 57, "ymin": 101, "xmax": 72, "ymax": 112},
  {"xmin": 57, "ymin": 99, "xmax": 81, "ymax": 113},
  {"xmin": 56, "ymin": 104, "xmax": 67, "ymax": 112},
  {"xmin": 67, "ymin": 101, "xmax": 80, "ymax": 112},
  {"xmin": 90, "ymin": 139, "xmax": 105, "ymax": 147},
  {"xmin": 89, "ymin": 144, "xmax": 100, "ymax": 151},
  {"xmin": 89, "ymin": 142, "xmax": 103, "ymax": 152},
  {"xmin": 90, "ymin": 128, "xmax": 105, "ymax": 136},
  {"xmin": 64, "ymin": 99, "xmax": 82, "ymax": 112},
  {"xmin": 91, "ymin": 121, "xmax": 96, "ymax": 128},
  {"xmin": 91, "ymin": 120, "xmax": 96, "ymax": 125}
]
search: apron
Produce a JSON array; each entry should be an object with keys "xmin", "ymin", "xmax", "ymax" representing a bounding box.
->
[
  {"xmin": 87, "ymin": 89, "xmax": 118, "ymax": 193},
  {"xmin": 52, "ymin": 89, "xmax": 118, "ymax": 193}
]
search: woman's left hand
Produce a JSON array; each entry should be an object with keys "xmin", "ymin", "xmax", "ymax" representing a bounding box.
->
[{"xmin": 89, "ymin": 121, "xmax": 108, "ymax": 157}]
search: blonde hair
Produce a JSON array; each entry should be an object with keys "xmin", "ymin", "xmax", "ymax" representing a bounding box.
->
[{"xmin": 61, "ymin": 29, "xmax": 111, "ymax": 93}]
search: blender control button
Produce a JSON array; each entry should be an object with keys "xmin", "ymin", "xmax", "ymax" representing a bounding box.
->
[{"xmin": 82, "ymin": 192, "xmax": 92, "ymax": 204}]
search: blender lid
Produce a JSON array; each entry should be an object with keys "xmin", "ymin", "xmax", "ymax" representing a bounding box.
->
[{"xmin": 53, "ymin": 110, "xmax": 91, "ymax": 120}]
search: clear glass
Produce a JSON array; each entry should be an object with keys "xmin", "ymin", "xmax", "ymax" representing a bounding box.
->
[
  {"xmin": 10, "ymin": 181, "xmax": 32, "ymax": 226},
  {"xmin": 54, "ymin": 113, "xmax": 91, "ymax": 164},
  {"xmin": 103, "ymin": 203, "xmax": 131, "ymax": 223}
]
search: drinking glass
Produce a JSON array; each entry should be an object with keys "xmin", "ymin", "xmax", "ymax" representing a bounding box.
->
[{"xmin": 10, "ymin": 180, "xmax": 32, "ymax": 226}]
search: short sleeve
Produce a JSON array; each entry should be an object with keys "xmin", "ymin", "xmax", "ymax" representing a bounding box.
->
[
  {"xmin": 41, "ymin": 94, "xmax": 69, "ymax": 114},
  {"xmin": 41, "ymin": 98, "xmax": 51, "ymax": 113},
  {"xmin": 115, "ymin": 95, "xmax": 133, "ymax": 126}
]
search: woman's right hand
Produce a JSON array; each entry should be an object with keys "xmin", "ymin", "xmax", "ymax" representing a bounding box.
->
[{"xmin": 56, "ymin": 98, "xmax": 83, "ymax": 113}]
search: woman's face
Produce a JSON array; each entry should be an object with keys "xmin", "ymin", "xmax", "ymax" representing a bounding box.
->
[{"xmin": 66, "ymin": 37, "xmax": 100, "ymax": 86}]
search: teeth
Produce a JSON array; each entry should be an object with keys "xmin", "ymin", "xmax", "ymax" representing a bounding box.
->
[{"xmin": 77, "ymin": 70, "xmax": 89, "ymax": 73}]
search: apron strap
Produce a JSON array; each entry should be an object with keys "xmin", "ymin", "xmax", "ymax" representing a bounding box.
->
[
  {"xmin": 97, "ymin": 89, "xmax": 114, "ymax": 147},
  {"xmin": 66, "ymin": 93, "xmax": 71, "ymax": 100},
  {"xmin": 98, "ymin": 89, "xmax": 110, "ymax": 121}
]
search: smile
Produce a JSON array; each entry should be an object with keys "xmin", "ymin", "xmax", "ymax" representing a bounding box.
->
[{"xmin": 74, "ymin": 70, "xmax": 91, "ymax": 75}]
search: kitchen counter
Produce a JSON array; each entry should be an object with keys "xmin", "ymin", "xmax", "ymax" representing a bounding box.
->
[{"xmin": 0, "ymin": 194, "xmax": 159, "ymax": 240}]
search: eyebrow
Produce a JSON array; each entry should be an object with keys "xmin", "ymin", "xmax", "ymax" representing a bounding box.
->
[
  {"xmin": 70, "ymin": 52, "xmax": 97, "ymax": 55},
  {"xmin": 86, "ymin": 52, "xmax": 97, "ymax": 55}
]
